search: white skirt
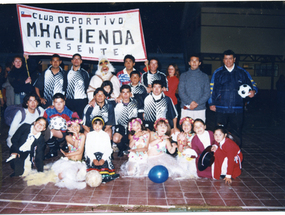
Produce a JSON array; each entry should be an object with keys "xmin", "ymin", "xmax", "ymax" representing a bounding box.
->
[{"xmin": 51, "ymin": 157, "xmax": 87, "ymax": 190}]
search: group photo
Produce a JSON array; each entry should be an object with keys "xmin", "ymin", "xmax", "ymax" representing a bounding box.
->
[{"xmin": 0, "ymin": 1, "xmax": 284, "ymax": 214}]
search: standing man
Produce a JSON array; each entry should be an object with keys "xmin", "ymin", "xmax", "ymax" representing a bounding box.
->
[
  {"xmin": 34, "ymin": 54, "xmax": 66, "ymax": 109},
  {"xmin": 178, "ymin": 54, "xmax": 210, "ymax": 122},
  {"xmin": 144, "ymin": 80, "xmax": 178, "ymax": 133},
  {"xmin": 65, "ymin": 53, "xmax": 90, "ymax": 119},
  {"xmin": 116, "ymin": 54, "xmax": 139, "ymax": 86},
  {"xmin": 208, "ymin": 50, "xmax": 258, "ymax": 147},
  {"xmin": 141, "ymin": 58, "xmax": 168, "ymax": 93}
]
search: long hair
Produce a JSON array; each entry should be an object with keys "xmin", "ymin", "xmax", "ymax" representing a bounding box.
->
[{"xmin": 166, "ymin": 63, "xmax": 180, "ymax": 79}]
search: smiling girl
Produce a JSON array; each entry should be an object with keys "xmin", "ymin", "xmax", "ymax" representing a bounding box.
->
[{"xmin": 9, "ymin": 117, "xmax": 47, "ymax": 177}]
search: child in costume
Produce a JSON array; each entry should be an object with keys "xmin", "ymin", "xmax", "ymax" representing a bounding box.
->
[
  {"xmin": 51, "ymin": 118, "xmax": 87, "ymax": 190},
  {"xmin": 146, "ymin": 118, "xmax": 185, "ymax": 178},
  {"xmin": 9, "ymin": 117, "xmax": 47, "ymax": 177},
  {"xmin": 84, "ymin": 116, "xmax": 120, "ymax": 183},
  {"xmin": 120, "ymin": 118, "xmax": 150, "ymax": 177},
  {"xmin": 191, "ymin": 118, "xmax": 215, "ymax": 179},
  {"xmin": 176, "ymin": 117, "xmax": 198, "ymax": 178},
  {"xmin": 211, "ymin": 126, "xmax": 243, "ymax": 185}
]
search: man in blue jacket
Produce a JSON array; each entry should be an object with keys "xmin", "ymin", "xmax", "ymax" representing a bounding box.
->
[{"xmin": 208, "ymin": 50, "xmax": 258, "ymax": 147}]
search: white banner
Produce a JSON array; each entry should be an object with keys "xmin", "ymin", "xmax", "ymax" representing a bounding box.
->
[{"xmin": 17, "ymin": 4, "xmax": 147, "ymax": 62}]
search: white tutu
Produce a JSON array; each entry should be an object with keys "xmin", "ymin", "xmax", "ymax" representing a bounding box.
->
[
  {"xmin": 120, "ymin": 159, "xmax": 148, "ymax": 178},
  {"xmin": 176, "ymin": 148, "xmax": 198, "ymax": 179},
  {"xmin": 145, "ymin": 153, "xmax": 186, "ymax": 179},
  {"xmin": 51, "ymin": 157, "xmax": 87, "ymax": 189}
]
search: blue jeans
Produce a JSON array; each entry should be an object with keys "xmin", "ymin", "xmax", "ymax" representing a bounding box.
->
[{"xmin": 14, "ymin": 93, "xmax": 26, "ymax": 105}]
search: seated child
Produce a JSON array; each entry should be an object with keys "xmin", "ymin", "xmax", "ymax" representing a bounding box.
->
[
  {"xmin": 51, "ymin": 118, "xmax": 87, "ymax": 189},
  {"xmin": 120, "ymin": 118, "xmax": 150, "ymax": 177},
  {"xmin": 211, "ymin": 126, "xmax": 243, "ymax": 185},
  {"xmin": 191, "ymin": 118, "xmax": 215, "ymax": 179},
  {"xmin": 84, "ymin": 116, "xmax": 120, "ymax": 183},
  {"xmin": 9, "ymin": 117, "xmax": 47, "ymax": 177},
  {"xmin": 146, "ymin": 118, "xmax": 185, "ymax": 178},
  {"xmin": 176, "ymin": 117, "xmax": 198, "ymax": 178}
]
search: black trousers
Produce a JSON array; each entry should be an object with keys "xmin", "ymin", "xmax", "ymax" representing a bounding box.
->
[
  {"xmin": 215, "ymin": 112, "xmax": 243, "ymax": 147},
  {"xmin": 10, "ymin": 151, "xmax": 30, "ymax": 176}
]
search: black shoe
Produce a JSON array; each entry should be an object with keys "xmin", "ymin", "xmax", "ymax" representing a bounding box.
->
[
  {"xmin": 117, "ymin": 151, "xmax": 124, "ymax": 157},
  {"xmin": 123, "ymin": 150, "xmax": 129, "ymax": 155},
  {"xmin": 44, "ymin": 150, "xmax": 58, "ymax": 160},
  {"xmin": 102, "ymin": 174, "xmax": 120, "ymax": 183}
]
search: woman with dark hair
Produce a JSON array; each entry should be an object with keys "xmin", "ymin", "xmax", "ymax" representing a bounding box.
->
[
  {"xmin": 164, "ymin": 64, "xmax": 180, "ymax": 110},
  {"xmin": 8, "ymin": 55, "xmax": 34, "ymax": 105},
  {"xmin": 101, "ymin": 80, "xmax": 114, "ymax": 99}
]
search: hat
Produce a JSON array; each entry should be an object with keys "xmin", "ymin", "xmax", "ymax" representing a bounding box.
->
[{"xmin": 198, "ymin": 145, "xmax": 215, "ymax": 171}]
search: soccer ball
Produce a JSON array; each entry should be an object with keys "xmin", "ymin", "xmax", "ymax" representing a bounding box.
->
[
  {"xmin": 238, "ymin": 84, "xmax": 252, "ymax": 98},
  {"xmin": 49, "ymin": 116, "xmax": 67, "ymax": 130},
  {"xmin": 86, "ymin": 170, "xmax": 102, "ymax": 187}
]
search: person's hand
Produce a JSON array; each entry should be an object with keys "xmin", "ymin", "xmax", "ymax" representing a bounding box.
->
[
  {"xmin": 146, "ymin": 86, "xmax": 152, "ymax": 93},
  {"xmin": 190, "ymin": 101, "xmax": 198, "ymax": 110},
  {"xmin": 93, "ymin": 159, "xmax": 99, "ymax": 166},
  {"xmin": 23, "ymin": 54, "xmax": 29, "ymax": 60},
  {"xmin": 25, "ymin": 77, "xmax": 32, "ymax": 84},
  {"xmin": 60, "ymin": 149, "xmax": 67, "ymax": 156},
  {"xmin": 224, "ymin": 177, "xmax": 232, "ymax": 185},
  {"xmin": 98, "ymin": 159, "xmax": 105, "ymax": 166},
  {"xmin": 89, "ymin": 98, "xmax": 96, "ymax": 107},
  {"xmin": 211, "ymin": 145, "xmax": 218, "ymax": 152},
  {"xmin": 248, "ymin": 90, "xmax": 256, "ymax": 98},
  {"xmin": 144, "ymin": 60, "xmax": 149, "ymax": 67},
  {"xmin": 162, "ymin": 87, "xmax": 167, "ymax": 92},
  {"xmin": 11, "ymin": 153, "xmax": 19, "ymax": 158},
  {"xmin": 210, "ymin": 105, "xmax": 216, "ymax": 112},
  {"xmin": 115, "ymin": 96, "xmax": 122, "ymax": 103},
  {"xmin": 40, "ymin": 97, "xmax": 47, "ymax": 105}
]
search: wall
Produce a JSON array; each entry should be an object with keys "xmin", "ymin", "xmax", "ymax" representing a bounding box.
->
[{"xmin": 200, "ymin": 7, "xmax": 285, "ymax": 56}]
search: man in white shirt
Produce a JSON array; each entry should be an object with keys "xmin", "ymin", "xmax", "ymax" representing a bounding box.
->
[{"xmin": 7, "ymin": 92, "xmax": 44, "ymax": 147}]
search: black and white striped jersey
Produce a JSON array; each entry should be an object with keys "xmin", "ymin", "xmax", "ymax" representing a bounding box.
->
[
  {"xmin": 115, "ymin": 98, "xmax": 138, "ymax": 127},
  {"xmin": 144, "ymin": 92, "xmax": 178, "ymax": 128},
  {"xmin": 66, "ymin": 67, "xmax": 89, "ymax": 99},
  {"xmin": 129, "ymin": 83, "xmax": 148, "ymax": 112},
  {"xmin": 83, "ymin": 99, "xmax": 115, "ymax": 127},
  {"xmin": 141, "ymin": 70, "xmax": 168, "ymax": 90}
]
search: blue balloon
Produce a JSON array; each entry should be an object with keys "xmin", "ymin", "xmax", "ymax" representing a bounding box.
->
[{"xmin": 148, "ymin": 165, "xmax": 169, "ymax": 183}]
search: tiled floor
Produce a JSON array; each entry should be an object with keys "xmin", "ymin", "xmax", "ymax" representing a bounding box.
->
[{"xmin": 0, "ymin": 104, "xmax": 285, "ymax": 213}]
